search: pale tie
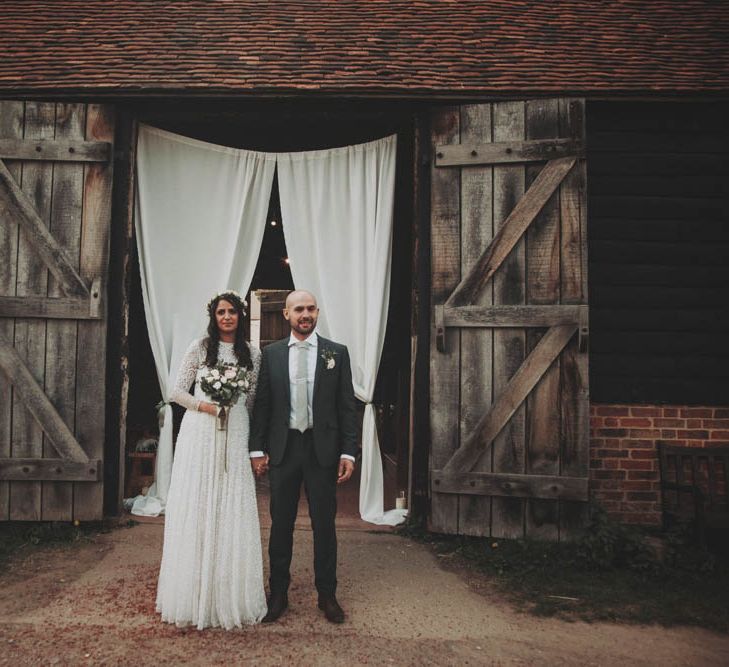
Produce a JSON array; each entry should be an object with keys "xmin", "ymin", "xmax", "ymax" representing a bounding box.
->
[{"xmin": 293, "ymin": 341, "xmax": 309, "ymax": 432}]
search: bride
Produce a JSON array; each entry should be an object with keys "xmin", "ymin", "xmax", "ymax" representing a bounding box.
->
[{"xmin": 156, "ymin": 290, "xmax": 267, "ymax": 629}]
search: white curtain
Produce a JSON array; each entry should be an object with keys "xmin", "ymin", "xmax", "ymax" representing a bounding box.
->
[
  {"xmin": 133, "ymin": 125, "xmax": 276, "ymax": 515},
  {"xmin": 277, "ymin": 135, "xmax": 405, "ymax": 526}
]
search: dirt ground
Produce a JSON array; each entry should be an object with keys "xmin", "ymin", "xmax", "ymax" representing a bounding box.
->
[{"xmin": 1, "ymin": 487, "xmax": 728, "ymax": 666}]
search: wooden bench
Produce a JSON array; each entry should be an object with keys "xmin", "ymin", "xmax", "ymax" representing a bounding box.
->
[{"xmin": 658, "ymin": 444, "xmax": 729, "ymax": 549}]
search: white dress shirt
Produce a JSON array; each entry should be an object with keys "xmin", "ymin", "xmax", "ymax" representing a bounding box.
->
[{"xmin": 249, "ymin": 330, "xmax": 355, "ymax": 462}]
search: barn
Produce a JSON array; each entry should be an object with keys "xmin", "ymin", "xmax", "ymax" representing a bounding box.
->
[{"xmin": 0, "ymin": 1, "xmax": 728, "ymax": 539}]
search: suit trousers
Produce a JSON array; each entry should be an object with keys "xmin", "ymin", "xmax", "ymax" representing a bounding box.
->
[{"xmin": 268, "ymin": 429, "xmax": 338, "ymax": 596}]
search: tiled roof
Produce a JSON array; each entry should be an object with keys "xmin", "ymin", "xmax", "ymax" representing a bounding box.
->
[{"xmin": 1, "ymin": 0, "xmax": 728, "ymax": 96}]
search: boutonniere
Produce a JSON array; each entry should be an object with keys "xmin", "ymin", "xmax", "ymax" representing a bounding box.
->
[{"xmin": 321, "ymin": 349, "xmax": 337, "ymax": 370}]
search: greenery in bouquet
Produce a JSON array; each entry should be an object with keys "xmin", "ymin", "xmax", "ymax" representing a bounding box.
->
[{"xmin": 199, "ymin": 363, "xmax": 252, "ymax": 407}]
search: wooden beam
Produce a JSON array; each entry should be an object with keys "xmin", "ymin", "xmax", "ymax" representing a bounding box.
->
[
  {"xmin": 0, "ymin": 138, "xmax": 111, "ymax": 163},
  {"xmin": 431, "ymin": 471, "xmax": 588, "ymax": 501},
  {"xmin": 0, "ymin": 294, "xmax": 102, "ymax": 319},
  {"xmin": 443, "ymin": 304, "xmax": 587, "ymax": 328},
  {"xmin": 436, "ymin": 138, "xmax": 582, "ymax": 167},
  {"xmin": 0, "ymin": 159, "xmax": 89, "ymax": 297},
  {"xmin": 445, "ymin": 157, "xmax": 576, "ymax": 308},
  {"xmin": 443, "ymin": 324, "xmax": 577, "ymax": 474},
  {"xmin": 0, "ymin": 334, "xmax": 89, "ymax": 463},
  {"xmin": 0, "ymin": 458, "xmax": 101, "ymax": 481}
]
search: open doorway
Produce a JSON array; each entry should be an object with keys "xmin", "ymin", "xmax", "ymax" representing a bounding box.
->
[{"xmin": 124, "ymin": 102, "xmax": 415, "ymax": 523}]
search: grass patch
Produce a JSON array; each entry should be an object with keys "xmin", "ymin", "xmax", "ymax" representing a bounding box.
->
[
  {"xmin": 0, "ymin": 519, "xmax": 137, "ymax": 573},
  {"xmin": 399, "ymin": 508, "xmax": 729, "ymax": 633}
]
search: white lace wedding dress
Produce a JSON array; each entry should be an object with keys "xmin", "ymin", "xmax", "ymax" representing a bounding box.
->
[{"xmin": 156, "ymin": 338, "xmax": 267, "ymax": 629}]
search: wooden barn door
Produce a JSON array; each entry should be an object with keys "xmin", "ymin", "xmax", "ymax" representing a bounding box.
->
[
  {"xmin": 0, "ymin": 101, "xmax": 114, "ymax": 521},
  {"xmin": 429, "ymin": 99, "xmax": 589, "ymax": 539},
  {"xmin": 256, "ymin": 289, "xmax": 290, "ymax": 348}
]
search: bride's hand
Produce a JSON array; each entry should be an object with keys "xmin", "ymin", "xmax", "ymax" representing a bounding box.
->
[{"xmin": 200, "ymin": 402, "xmax": 219, "ymax": 416}]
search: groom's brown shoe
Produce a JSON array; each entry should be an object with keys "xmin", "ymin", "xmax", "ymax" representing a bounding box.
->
[
  {"xmin": 262, "ymin": 592, "xmax": 288, "ymax": 623},
  {"xmin": 318, "ymin": 594, "xmax": 345, "ymax": 624}
]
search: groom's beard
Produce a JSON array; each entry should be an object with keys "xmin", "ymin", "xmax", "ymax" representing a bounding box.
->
[{"xmin": 292, "ymin": 318, "xmax": 316, "ymax": 336}]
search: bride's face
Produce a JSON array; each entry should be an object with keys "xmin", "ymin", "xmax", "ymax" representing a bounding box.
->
[{"xmin": 215, "ymin": 299, "xmax": 239, "ymax": 336}]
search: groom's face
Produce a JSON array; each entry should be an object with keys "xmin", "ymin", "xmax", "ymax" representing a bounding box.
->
[{"xmin": 284, "ymin": 291, "xmax": 319, "ymax": 337}]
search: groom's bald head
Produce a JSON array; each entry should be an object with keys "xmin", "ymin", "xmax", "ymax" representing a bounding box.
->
[
  {"xmin": 284, "ymin": 290, "xmax": 319, "ymax": 339},
  {"xmin": 285, "ymin": 289, "xmax": 317, "ymax": 310}
]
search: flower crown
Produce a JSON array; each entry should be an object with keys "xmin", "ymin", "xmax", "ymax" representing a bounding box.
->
[{"xmin": 206, "ymin": 290, "xmax": 248, "ymax": 317}]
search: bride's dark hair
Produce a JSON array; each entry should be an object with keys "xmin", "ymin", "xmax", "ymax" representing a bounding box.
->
[{"xmin": 203, "ymin": 291, "xmax": 252, "ymax": 369}]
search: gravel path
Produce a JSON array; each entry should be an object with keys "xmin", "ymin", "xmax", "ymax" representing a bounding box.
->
[{"xmin": 0, "ymin": 521, "xmax": 727, "ymax": 666}]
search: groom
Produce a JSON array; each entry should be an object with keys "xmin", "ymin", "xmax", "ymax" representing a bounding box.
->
[{"xmin": 250, "ymin": 289, "xmax": 357, "ymax": 624}]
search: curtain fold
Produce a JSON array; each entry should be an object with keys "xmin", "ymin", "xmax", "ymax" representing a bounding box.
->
[
  {"xmin": 133, "ymin": 125, "xmax": 275, "ymax": 515},
  {"xmin": 277, "ymin": 135, "xmax": 405, "ymax": 526}
]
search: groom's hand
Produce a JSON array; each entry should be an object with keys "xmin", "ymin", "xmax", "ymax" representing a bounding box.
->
[
  {"xmin": 251, "ymin": 455, "xmax": 268, "ymax": 477},
  {"xmin": 337, "ymin": 458, "xmax": 354, "ymax": 484}
]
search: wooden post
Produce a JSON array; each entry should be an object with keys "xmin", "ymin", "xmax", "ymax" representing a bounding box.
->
[{"xmin": 0, "ymin": 100, "xmax": 23, "ymax": 520}]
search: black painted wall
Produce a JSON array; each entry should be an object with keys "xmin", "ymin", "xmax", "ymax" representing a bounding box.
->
[{"xmin": 587, "ymin": 101, "xmax": 729, "ymax": 404}]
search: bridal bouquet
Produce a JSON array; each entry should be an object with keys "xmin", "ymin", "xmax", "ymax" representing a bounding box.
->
[{"xmin": 199, "ymin": 363, "xmax": 253, "ymax": 430}]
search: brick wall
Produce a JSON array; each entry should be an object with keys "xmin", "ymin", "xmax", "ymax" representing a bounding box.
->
[{"xmin": 589, "ymin": 404, "xmax": 729, "ymax": 525}]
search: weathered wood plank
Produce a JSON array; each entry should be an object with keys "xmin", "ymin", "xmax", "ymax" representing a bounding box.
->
[
  {"xmin": 429, "ymin": 106, "xmax": 461, "ymax": 534},
  {"xmin": 458, "ymin": 103, "xmax": 493, "ymax": 537},
  {"xmin": 0, "ymin": 458, "xmax": 101, "ymax": 481},
  {"xmin": 0, "ymin": 333, "xmax": 89, "ymax": 463},
  {"xmin": 436, "ymin": 137, "xmax": 583, "ymax": 167},
  {"xmin": 491, "ymin": 100, "xmax": 527, "ymax": 539},
  {"xmin": 444, "ymin": 325, "xmax": 576, "ymax": 475},
  {"xmin": 9, "ymin": 101, "xmax": 54, "ymax": 520},
  {"xmin": 432, "ymin": 471, "xmax": 588, "ymax": 501},
  {"xmin": 560, "ymin": 98, "xmax": 590, "ymax": 540},
  {"xmin": 43, "ymin": 103, "xmax": 85, "ymax": 521},
  {"xmin": 74, "ymin": 104, "xmax": 114, "ymax": 521},
  {"xmin": 446, "ymin": 156, "xmax": 576, "ymax": 308},
  {"xmin": 0, "ymin": 138, "xmax": 111, "ymax": 163},
  {"xmin": 525, "ymin": 98, "xmax": 561, "ymax": 541},
  {"xmin": 443, "ymin": 304, "xmax": 586, "ymax": 328},
  {"xmin": 0, "ymin": 295, "xmax": 101, "ymax": 319},
  {"xmin": 0, "ymin": 99, "xmax": 24, "ymax": 520},
  {"xmin": 0, "ymin": 158, "xmax": 89, "ymax": 297}
]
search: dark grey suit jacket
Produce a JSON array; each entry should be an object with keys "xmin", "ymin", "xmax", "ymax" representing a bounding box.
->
[{"xmin": 250, "ymin": 335, "xmax": 358, "ymax": 467}]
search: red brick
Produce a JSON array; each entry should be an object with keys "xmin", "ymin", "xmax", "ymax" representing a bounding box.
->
[
  {"xmin": 676, "ymin": 430, "xmax": 709, "ymax": 439},
  {"xmin": 710, "ymin": 431, "xmax": 729, "ymax": 439},
  {"xmin": 619, "ymin": 418, "xmax": 652, "ymax": 428},
  {"xmin": 686, "ymin": 418, "xmax": 705, "ymax": 428},
  {"xmin": 590, "ymin": 417, "xmax": 604, "ymax": 428},
  {"xmin": 604, "ymin": 417, "xmax": 619, "ymax": 427},
  {"xmin": 596, "ymin": 449, "xmax": 629, "ymax": 458},
  {"xmin": 708, "ymin": 440, "xmax": 729, "ymax": 446},
  {"xmin": 623, "ymin": 481, "xmax": 651, "ymax": 491},
  {"xmin": 594, "ymin": 470, "xmax": 626, "ymax": 480},
  {"xmin": 660, "ymin": 429, "xmax": 677, "ymax": 439},
  {"xmin": 654, "ymin": 418, "xmax": 684, "ymax": 428},
  {"xmin": 629, "ymin": 450, "xmax": 657, "ymax": 460},
  {"xmin": 630, "ymin": 407, "xmax": 661, "ymax": 417},
  {"xmin": 621, "ymin": 439, "xmax": 655, "ymax": 449},
  {"xmin": 596, "ymin": 406, "xmax": 630, "ymax": 417},
  {"xmin": 627, "ymin": 491, "xmax": 658, "ymax": 501},
  {"xmin": 713, "ymin": 408, "xmax": 729, "ymax": 418},
  {"xmin": 621, "ymin": 460, "xmax": 653, "ymax": 470},
  {"xmin": 629, "ymin": 429, "xmax": 661, "ymax": 438},
  {"xmin": 680, "ymin": 408, "xmax": 713, "ymax": 418},
  {"xmin": 663, "ymin": 408, "xmax": 679, "ymax": 417},
  {"xmin": 603, "ymin": 459, "xmax": 621, "ymax": 470},
  {"xmin": 627, "ymin": 470, "xmax": 658, "ymax": 480},
  {"xmin": 703, "ymin": 419, "xmax": 729, "ymax": 429},
  {"xmin": 597, "ymin": 428, "xmax": 628, "ymax": 437}
]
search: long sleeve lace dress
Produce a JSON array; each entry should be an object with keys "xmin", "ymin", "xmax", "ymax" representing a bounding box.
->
[{"xmin": 156, "ymin": 338, "xmax": 267, "ymax": 629}]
